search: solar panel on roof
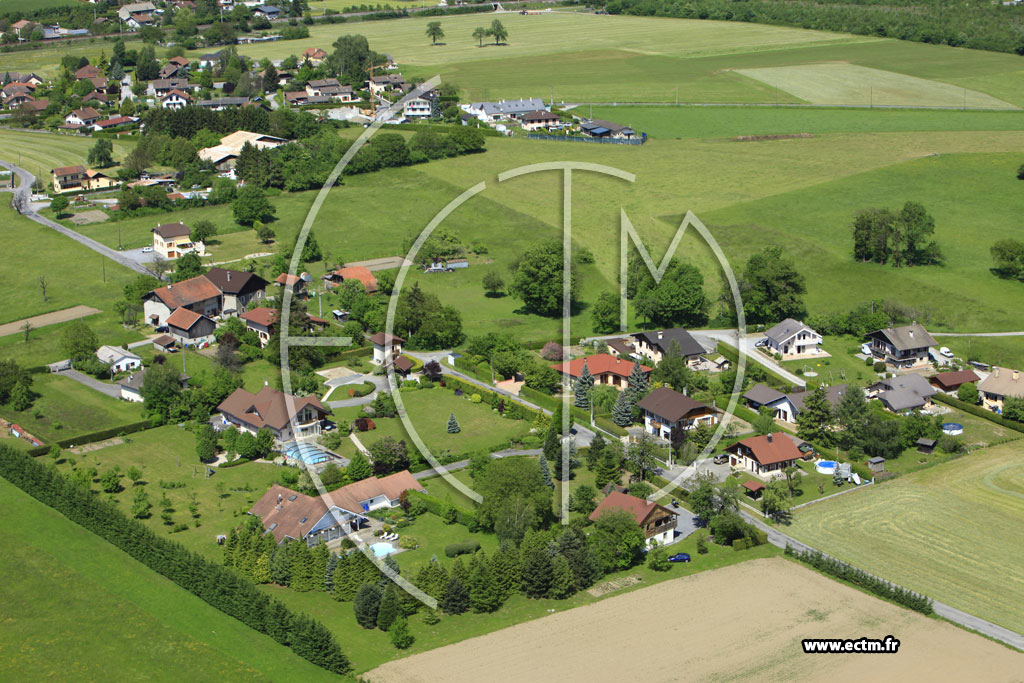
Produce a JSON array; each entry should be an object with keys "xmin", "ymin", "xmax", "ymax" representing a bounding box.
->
[
  {"xmin": 300, "ymin": 517, "xmax": 307, "ymax": 523},
  {"xmin": 288, "ymin": 494, "xmax": 297, "ymax": 501},
  {"xmin": 268, "ymin": 523, "xmax": 277, "ymax": 530}
]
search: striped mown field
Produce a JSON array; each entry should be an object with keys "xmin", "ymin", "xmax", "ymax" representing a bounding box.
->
[{"xmin": 787, "ymin": 443, "xmax": 1024, "ymax": 634}]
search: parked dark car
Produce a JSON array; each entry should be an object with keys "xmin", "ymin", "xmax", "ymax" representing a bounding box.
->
[
  {"xmin": 668, "ymin": 553, "xmax": 691, "ymax": 563},
  {"xmin": 156, "ymin": 325, "xmax": 169, "ymax": 333}
]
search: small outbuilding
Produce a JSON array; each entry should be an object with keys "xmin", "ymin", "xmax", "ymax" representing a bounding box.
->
[
  {"xmin": 916, "ymin": 438, "xmax": 937, "ymax": 455},
  {"xmin": 867, "ymin": 456, "xmax": 886, "ymax": 473},
  {"xmin": 741, "ymin": 480, "xmax": 766, "ymax": 499}
]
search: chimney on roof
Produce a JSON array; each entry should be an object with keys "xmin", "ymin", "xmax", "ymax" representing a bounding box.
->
[
  {"xmin": 227, "ymin": 271, "xmax": 231, "ymax": 281},
  {"xmin": 264, "ymin": 379, "xmax": 269, "ymax": 387},
  {"xmin": 277, "ymin": 494, "xmax": 282, "ymax": 504},
  {"xmin": 658, "ymin": 331, "xmax": 663, "ymax": 340},
  {"xmin": 996, "ymin": 368, "xmax": 1001, "ymax": 378},
  {"xmin": 1015, "ymin": 370, "xmax": 1020, "ymax": 381},
  {"xmin": 766, "ymin": 433, "xmax": 773, "ymax": 442}
]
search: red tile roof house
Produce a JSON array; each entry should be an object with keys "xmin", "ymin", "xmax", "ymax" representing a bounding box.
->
[
  {"xmin": 589, "ymin": 491, "xmax": 678, "ymax": 548},
  {"xmin": 325, "ymin": 265, "xmax": 379, "ymax": 293},
  {"xmin": 142, "ymin": 275, "xmax": 223, "ymax": 327},
  {"xmin": 725, "ymin": 432, "xmax": 802, "ymax": 480},
  {"xmin": 637, "ymin": 387, "xmax": 720, "ymax": 441},
  {"xmin": 240, "ymin": 306, "xmax": 323, "ymax": 347},
  {"xmin": 217, "ymin": 385, "xmax": 331, "ymax": 443},
  {"xmin": 166, "ymin": 307, "xmax": 217, "ymax": 346},
  {"xmin": 551, "ymin": 353, "xmax": 651, "ymax": 391},
  {"xmin": 249, "ymin": 471, "xmax": 424, "ymax": 546}
]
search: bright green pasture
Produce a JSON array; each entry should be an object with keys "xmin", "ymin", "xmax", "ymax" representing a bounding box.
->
[
  {"xmin": 0, "ymin": 129, "xmax": 134, "ymax": 180},
  {"xmin": 0, "ymin": 373, "xmax": 143, "ymax": 442},
  {"xmin": 787, "ymin": 443, "xmax": 1024, "ymax": 635},
  {"xmin": 0, "ymin": 477, "xmax": 338, "ymax": 682},
  {"xmin": 735, "ymin": 63, "xmax": 1016, "ymax": 109},
  {"xmin": 588, "ymin": 105, "xmax": 1024, "ymax": 140}
]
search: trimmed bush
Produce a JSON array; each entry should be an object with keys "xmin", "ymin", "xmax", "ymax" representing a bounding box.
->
[
  {"xmin": 444, "ymin": 540, "xmax": 481, "ymax": 558},
  {"xmin": 26, "ymin": 420, "xmax": 154, "ymax": 456}
]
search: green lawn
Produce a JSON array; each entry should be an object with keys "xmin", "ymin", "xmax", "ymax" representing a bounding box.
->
[
  {"xmin": 939, "ymin": 335, "xmax": 1024, "ymax": 373},
  {"xmin": 780, "ymin": 335, "xmax": 878, "ymax": 390},
  {"xmin": 133, "ymin": 347, "xmax": 281, "ymax": 394},
  {"xmin": 787, "ymin": 442, "xmax": 1024, "ymax": 634},
  {"xmin": 213, "ymin": 13, "xmax": 1024, "ymax": 106},
  {"xmin": 0, "ymin": 477, "xmax": 339, "ymax": 681},
  {"xmin": 0, "ymin": 373, "xmax": 143, "ymax": 443},
  {"xmin": 51, "ymin": 425, "xmax": 286, "ymax": 561},
  {"xmin": 730, "ymin": 459, "xmax": 852, "ymax": 509},
  {"xmin": 590, "ymin": 105, "xmax": 1024, "ymax": 140},
  {"xmin": 0, "ymin": 129, "xmax": 135, "ymax": 183},
  {"xmin": 0, "ymin": 315, "xmax": 145, "ymax": 368},
  {"xmin": 0, "ymin": 204, "xmax": 139, "ymax": 326}
]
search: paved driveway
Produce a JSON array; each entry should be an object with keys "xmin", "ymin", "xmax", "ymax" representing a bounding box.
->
[{"xmin": 57, "ymin": 369, "xmax": 121, "ymax": 398}]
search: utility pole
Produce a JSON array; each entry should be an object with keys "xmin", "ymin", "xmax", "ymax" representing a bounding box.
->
[
  {"xmin": 675, "ymin": 86, "xmax": 678, "ymax": 106},
  {"xmin": 102, "ymin": 256, "xmax": 106, "ymax": 282}
]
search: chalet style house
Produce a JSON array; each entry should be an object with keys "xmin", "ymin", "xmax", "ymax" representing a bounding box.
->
[
  {"xmin": 551, "ymin": 354, "xmax": 651, "ymax": 391},
  {"xmin": 589, "ymin": 491, "xmax": 677, "ymax": 548},
  {"xmin": 217, "ymin": 386, "xmax": 331, "ymax": 443},
  {"xmin": 763, "ymin": 318, "xmax": 823, "ymax": 358},
  {"xmin": 370, "ymin": 332, "xmax": 404, "ymax": 366},
  {"xmin": 631, "ymin": 328, "xmax": 706, "ymax": 366},
  {"xmin": 637, "ymin": 387, "xmax": 719, "ymax": 440},
  {"xmin": 152, "ymin": 222, "xmax": 201, "ymax": 259},
  {"xmin": 978, "ymin": 367, "xmax": 1024, "ymax": 414},
  {"xmin": 726, "ymin": 433, "xmax": 802, "ymax": 479},
  {"xmin": 866, "ymin": 324, "xmax": 936, "ymax": 369}
]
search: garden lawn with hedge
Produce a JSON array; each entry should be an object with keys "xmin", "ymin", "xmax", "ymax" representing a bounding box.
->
[
  {"xmin": 49, "ymin": 425, "xmax": 284, "ymax": 561},
  {"xmin": 0, "ymin": 373, "xmax": 144, "ymax": 444}
]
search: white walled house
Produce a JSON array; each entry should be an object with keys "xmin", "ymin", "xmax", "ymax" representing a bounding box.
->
[
  {"xmin": 217, "ymin": 386, "xmax": 330, "ymax": 442},
  {"xmin": 370, "ymin": 332, "xmax": 404, "ymax": 366},
  {"xmin": 763, "ymin": 318, "xmax": 823, "ymax": 358},
  {"xmin": 95, "ymin": 345, "xmax": 142, "ymax": 373}
]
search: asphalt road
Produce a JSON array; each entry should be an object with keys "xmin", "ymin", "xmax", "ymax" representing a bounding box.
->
[{"xmin": 0, "ymin": 161, "xmax": 157, "ymax": 278}]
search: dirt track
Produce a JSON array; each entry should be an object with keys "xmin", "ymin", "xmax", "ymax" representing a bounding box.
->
[
  {"xmin": 0, "ymin": 305, "xmax": 101, "ymax": 338},
  {"xmin": 365, "ymin": 558, "xmax": 1022, "ymax": 683}
]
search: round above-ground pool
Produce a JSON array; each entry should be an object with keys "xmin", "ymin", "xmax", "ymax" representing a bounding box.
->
[
  {"xmin": 370, "ymin": 542, "xmax": 395, "ymax": 557},
  {"xmin": 815, "ymin": 460, "xmax": 838, "ymax": 475},
  {"xmin": 942, "ymin": 423, "xmax": 964, "ymax": 436}
]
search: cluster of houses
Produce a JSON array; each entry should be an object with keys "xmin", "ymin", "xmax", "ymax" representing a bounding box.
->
[{"xmin": 458, "ymin": 97, "xmax": 637, "ymax": 139}]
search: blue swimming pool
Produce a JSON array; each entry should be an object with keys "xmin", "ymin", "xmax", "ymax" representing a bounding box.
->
[
  {"xmin": 941, "ymin": 423, "xmax": 964, "ymax": 436},
  {"xmin": 815, "ymin": 460, "xmax": 838, "ymax": 475},
  {"xmin": 370, "ymin": 542, "xmax": 395, "ymax": 557}
]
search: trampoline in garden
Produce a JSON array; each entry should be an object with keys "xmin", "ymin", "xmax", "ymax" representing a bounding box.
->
[
  {"xmin": 942, "ymin": 423, "xmax": 964, "ymax": 436},
  {"xmin": 284, "ymin": 442, "xmax": 335, "ymax": 465}
]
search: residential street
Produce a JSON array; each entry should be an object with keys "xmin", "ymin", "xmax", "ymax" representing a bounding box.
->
[{"xmin": 0, "ymin": 161, "xmax": 157, "ymax": 277}]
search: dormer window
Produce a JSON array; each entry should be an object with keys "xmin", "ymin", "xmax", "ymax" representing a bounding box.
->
[
  {"xmin": 300, "ymin": 517, "xmax": 307, "ymax": 524},
  {"xmin": 288, "ymin": 494, "xmax": 297, "ymax": 501}
]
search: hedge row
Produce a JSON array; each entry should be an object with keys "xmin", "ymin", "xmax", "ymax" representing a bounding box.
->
[
  {"xmin": 443, "ymin": 540, "xmax": 481, "ymax": 558},
  {"xmin": 26, "ymin": 419, "xmax": 154, "ymax": 456},
  {"xmin": 594, "ymin": 414, "xmax": 628, "ymax": 438},
  {"xmin": 0, "ymin": 444, "xmax": 351, "ymax": 674},
  {"xmin": 407, "ymin": 489, "xmax": 477, "ymax": 528},
  {"xmin": 932, "ymin": 393, "xmax": 1024, "ymax": 435},
  {"xmin": 785, "ymin": 545, "xmax": 933, "ymax": 615}
]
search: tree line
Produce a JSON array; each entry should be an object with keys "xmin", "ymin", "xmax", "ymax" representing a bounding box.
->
[{"xmin": 0, "ymin": 444, "xmax": 351, "ymax": 675}]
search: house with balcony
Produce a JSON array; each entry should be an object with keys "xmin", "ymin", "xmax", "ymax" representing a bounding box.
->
[
  {"xmin": 368, "ymin": 73, "xmax": 408, "ymax": 97},
  {"xmin": 217, "ymin": 385, "xmax": 331, "ymax": 443},
  {"xmin": 763, "ymin": 318, "xmax": 823, "ymax": 358},
  {"xmin": 369, "ymin": 332, "xmax": 404, "ymax": 366},
  {"xmin": 64, "ymin": 107, "xmax": 100, "ymax": 128},
  {"xmin": 867, "ymin": 374, "xmax": 937, "ymax": 414},
  {"xmin": 631, "ymin": 327, "xmax": 706, "ymax": 367},
  {"xmin": 866, "ymin": 324, "xmax": 935, "ymax": 369},
  {"xmin": 51, "ymin": 165, "xmax": 86, "ymax": 193},
  {"xmin": 520, "ymin": 109, "xmax": 561, "ymax": 131},
  {"xmin": 306, "ymin": 78, "xmax": 355, "ymax": 102},
  {"xmin": 742, "ymin": 382, "xmax": 848, "ymax": 423},
  {"xmin": 152, "ymin": 222, "xmax": 201, "ymax": 259},
  {"xmin": 637, "ymin": 387, "xmax": 719, "ymax": 440},
  {"xmin": 589, "ymin": 491, "xmax": 677, "ymax": 549},
  {"xmin": 978, "ymin": 367, "xmax": 1024, "ymax": 414},
  {"xmin": 726, "ymin": 432, "xmax": 801, "ymax": 480},
  {"xmin": 403, "ymin": 91, "xmax": 436, "ymax": 119},
  {"xmin": 161, "ymin": 88, "xmax": 192, "ymax": 110}
]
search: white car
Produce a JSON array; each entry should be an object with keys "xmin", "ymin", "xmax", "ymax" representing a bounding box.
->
[
  {"xmin": 141, "ymin": 246, "xmax": 153, "ymax": 253},
  {"xmin": 939, "ymin": 347, "xmax": 954, "ymax": 358}
]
